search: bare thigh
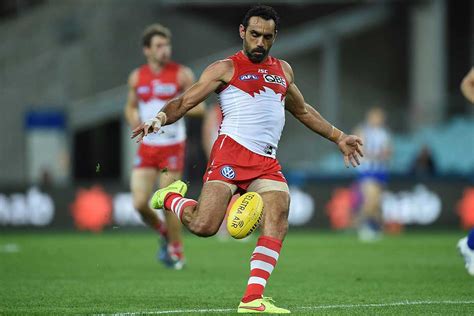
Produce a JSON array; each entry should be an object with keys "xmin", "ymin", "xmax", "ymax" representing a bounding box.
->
[
  {"xmin": 131, "ymin": 168, "xmax": 159, "ymax": 209},
  {"xmin": 185, "ymin": 181, "xmax": 233, "ymax": 236},
  {"xmin": 159, "ymin": 170, "xmax": 182, "ymax": 188},
  {"xmin": 361, "ymin": 179, "xmax": 383, "ymax": 214}
]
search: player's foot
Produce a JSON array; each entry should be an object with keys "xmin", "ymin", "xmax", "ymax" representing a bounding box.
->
[
  {"xmin": 156, "ymin": 237, "xmax": 186, "ymax": 270},
  {"xmin": 238, "ymin": 297, "xmax": 290, "ymax": 314},
  {"xmin": 157, "ymin": 235, "xmax": 172, "ymax": 266},
  {"xmin": 457, "ymin": 237, "xmax": 474, "ymax": 276},
  {"xmin": 358, "ymin": 222, "xmax": 382, "ymax": 242},
  {"xmin": 168, "ymin": 253, "xmax": 186, "ymax": 270},
  {"xmin": 150, "ymin": 180, "xmax": 188, "ymax": 209}
]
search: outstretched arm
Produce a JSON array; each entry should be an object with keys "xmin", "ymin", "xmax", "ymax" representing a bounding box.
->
[
  {"xmin": 132, "ymin": 60, "xmax": 233, "ymax": 142},
  {"xmin": 178, "ymin": 66, "xmax": 206, "ymax": 117},
  {"xmin": 281, "ymin": 60, "xmax": 363, "ymax": 167}
]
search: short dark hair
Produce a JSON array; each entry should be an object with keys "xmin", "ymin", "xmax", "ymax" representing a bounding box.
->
[
  {"xmin": 142, "ymin": 24, "xmax": 172, "ymax": 47},
  {"xmin": 242, "ymin": 5, "xmax": 280, "ymax": 32}
]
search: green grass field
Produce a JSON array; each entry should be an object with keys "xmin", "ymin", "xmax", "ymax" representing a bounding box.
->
[{"xmin": 1, "ymin": 230, "xmax": 473, "ymax": 315}]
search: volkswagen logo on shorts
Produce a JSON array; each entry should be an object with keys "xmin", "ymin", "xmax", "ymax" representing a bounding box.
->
[{"xmin": 220, "ymin": 166, "xmax": 236, "ymax": 179}]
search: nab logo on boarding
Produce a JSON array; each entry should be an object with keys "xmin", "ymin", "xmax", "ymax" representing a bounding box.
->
[
  {"xmin": 239, "ymin": 74, "xmax": 259, "ymax": 81},
  {"xmin": 221, "ymin": 166, "xmax": 236, "ymax": 179},
  {"xmin": 263, "ymin": 74, "xmax": 286, "ymax": 87}
]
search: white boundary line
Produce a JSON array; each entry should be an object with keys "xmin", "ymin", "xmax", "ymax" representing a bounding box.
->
[{"xmin": 95, "ymin": 300, "xmax": 474, "ymax": 315}]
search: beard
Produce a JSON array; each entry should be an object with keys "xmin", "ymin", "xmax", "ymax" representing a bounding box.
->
[
  {"xmin": 153, "ymin": 53, "xmax": 170, "ymax": 66},
  {"xmin": 244, "ymin": 47, "xmax": 268, "ymax": 63}
]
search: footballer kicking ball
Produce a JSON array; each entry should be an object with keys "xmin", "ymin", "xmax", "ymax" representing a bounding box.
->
[{"xmin": 227, "ymin": 192, "xmax": 263, "ymax": 239}]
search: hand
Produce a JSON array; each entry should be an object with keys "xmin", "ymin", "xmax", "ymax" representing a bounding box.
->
[
  {"xmin": 131, "ymin": 117, "xmax": 162, "ymax": 143},
  {"xmin": 461, "ymin": 68, "xmax": 474, "ymax": 103},
  {"xmin": 337, "ymin": 135, "xmax": 364, "ymax": 168}
]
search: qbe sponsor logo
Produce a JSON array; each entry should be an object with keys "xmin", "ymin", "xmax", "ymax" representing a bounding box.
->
[
  {"xmin": 153, "ymin": 83, "xmax": 177, "ymax": 96},
  {"xmin": 263, "ymin": 74, "xmax": 286, "ymax": 87}
]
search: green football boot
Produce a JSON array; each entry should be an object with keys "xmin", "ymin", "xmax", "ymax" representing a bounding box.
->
[
  {"xmin": 238, "ymin": 297, "xmax": 290, "ymax": 314},
  {"xmin": 150, "ymin": 180, "xmax": 188, "ymax": 209}
]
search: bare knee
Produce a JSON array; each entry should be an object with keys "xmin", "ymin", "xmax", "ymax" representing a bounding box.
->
[
  {"xmin": 133, "ymin": 197, "xmax": 150, "ymax": 214},
  {"xmin": 188, "ymin": 220, "xmax": 220, "ymax": 237}
]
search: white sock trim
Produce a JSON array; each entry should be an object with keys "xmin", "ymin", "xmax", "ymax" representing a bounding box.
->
[
  {"xmin": 174, "ymin": 199, "xmax": 187, "ymax": 217},
  {"xmin": 170, "ymin": 197, "xmax": 180, "ymax": 211},
  {"xmin": 250, "ymin": 260, "xmax": 274, "ymax": 274},
  {"xmin": 247, "ymin": 276, "xmax": 267, "ymax": 287},
  {"xmin": 253, "ymin": 246, "xmax": 280, "ymax": 260}
]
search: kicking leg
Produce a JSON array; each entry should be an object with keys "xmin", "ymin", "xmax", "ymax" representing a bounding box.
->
[{"xmin": 158, "ymin": 180, "xmax": 234, "ymax": 237}]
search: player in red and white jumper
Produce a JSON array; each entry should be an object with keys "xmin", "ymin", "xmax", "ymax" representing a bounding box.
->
[
  {"xmin": 124, "ymin": 24, "xmax": 203, "ymax": 270},
  {"xmin": 133, "ymin": 6, "xmax": 363, "ymax": 313}
]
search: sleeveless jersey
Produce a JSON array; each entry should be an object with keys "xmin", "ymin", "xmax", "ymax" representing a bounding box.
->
[
  {"xmin": 135, "ymin": 62, "xmax": 186, "ymax": 146},
  {"xmin": 217, "ymin": 51, "xmax": 288, "ymax": 158},
  {"xmin": 359, "ymin": 124, "xmax": 391, "ymax": 173}
]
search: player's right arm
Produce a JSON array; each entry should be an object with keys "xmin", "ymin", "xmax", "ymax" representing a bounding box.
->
[
  {"xmin": 132, "ymin": 60, "xmax": 233, "ymax": 142},
  {"xmin": 124, "ymin": 69, "xmax": 141, "ymax": 128},
  {"xmin": 461, "ymin": 67, "xmax": 474, "ymax": 103}
]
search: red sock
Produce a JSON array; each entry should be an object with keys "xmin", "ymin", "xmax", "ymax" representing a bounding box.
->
[
  {"xmin": 242, "ymin": 236, "xmax": 282, "ymax": 303},
  {"xmin": 168, "ymin": 241, "xmax": 184, "ymax": 260},
  {"xmin": 164, "ymin": 193, "xmax": 197, "ymax": 222},
  {"xmin": 154, "ymin": 222, "xmax": 168, "ymax": 238}
]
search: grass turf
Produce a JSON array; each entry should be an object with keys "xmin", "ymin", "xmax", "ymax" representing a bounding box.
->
[{"xmin": 1, "ymin": 230, "xmax": 473, "ymax": 315}]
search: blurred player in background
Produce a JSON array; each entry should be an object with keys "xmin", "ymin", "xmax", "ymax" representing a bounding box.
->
[
  {"xmin": 132, "ymin": 5, "xmax": 363, "ymax": 313},
  {"xmin": 124, "ymin": 24, "xmax": 203, "ymax": 270},
  {"xmin": 457, "ymin": 67, "xmax": 474, "ymax": 276},
  {"xmin": 355, "ymin": 107, "xmax": 392, "ymax": 242}
]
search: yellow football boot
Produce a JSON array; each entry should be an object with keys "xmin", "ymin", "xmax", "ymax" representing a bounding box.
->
[
  {"xmin": 238, "ymin": 297, "xmax": 290, "ymax": 314},
  {"xmin": 150, "ymin": 180, "xmax": 188, "ymax": 209}
]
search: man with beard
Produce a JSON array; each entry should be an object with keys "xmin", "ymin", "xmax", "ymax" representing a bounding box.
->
[{"xmin": 132, "ymin": 5, "xmax": 363, "ymax": 313}]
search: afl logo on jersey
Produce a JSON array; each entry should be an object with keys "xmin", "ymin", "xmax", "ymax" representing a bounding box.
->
[
  {"xmin": 240, "ymin": 74, "xmax": 259, "ymax": 81},
  {"xmin": 263, "ymin": 74, "xmax": 286, "ymax": 87},
  {"xmin": 220, "ymin": 166, "xmax": 236, "ymax": 179},
  {"xmin": 137, "ymin": 86, "xmax": 150, "ymax": 94}
]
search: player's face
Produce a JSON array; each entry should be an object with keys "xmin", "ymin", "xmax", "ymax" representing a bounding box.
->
[
  {"xmin": 144, "ymin": 35, "xmax": 171, "ymax": 65},
  {"xmin": 367, "ymin": 108, "xmax": 385, "ymax": 126},
  {"xmin": 240, "ymin": 16, "xmax": 276, "ymax": 63}
]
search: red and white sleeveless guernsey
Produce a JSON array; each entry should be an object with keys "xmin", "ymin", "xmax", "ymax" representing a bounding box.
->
[
  {"xmin": 134, "ymin": 62, "xmax": 186, "ymax": 171},
  {"xmin": 218, "ymin": 51, "xmax": 288, "ymax": 158},
  {"xmin": 135, "ymin": 62, "xmax": 186, "ymax": 146},
  {"xmin": 204, "ymin": 51, "xmax": 289, "ymax": 189}
]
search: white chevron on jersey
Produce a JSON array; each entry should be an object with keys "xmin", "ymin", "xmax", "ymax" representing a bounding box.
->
[{"xmin": 218, "ymin": 85, "xmax": 285, "ymax": 158}]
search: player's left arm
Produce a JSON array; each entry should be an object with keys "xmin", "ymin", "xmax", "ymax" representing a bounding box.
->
[
  {"xmin": 178, "ymin": 66, "xmax": 206, "ymax": 117},
  {"xmin": 281, "ymin": 60, "xmax": 363, "ymax": 168}
]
